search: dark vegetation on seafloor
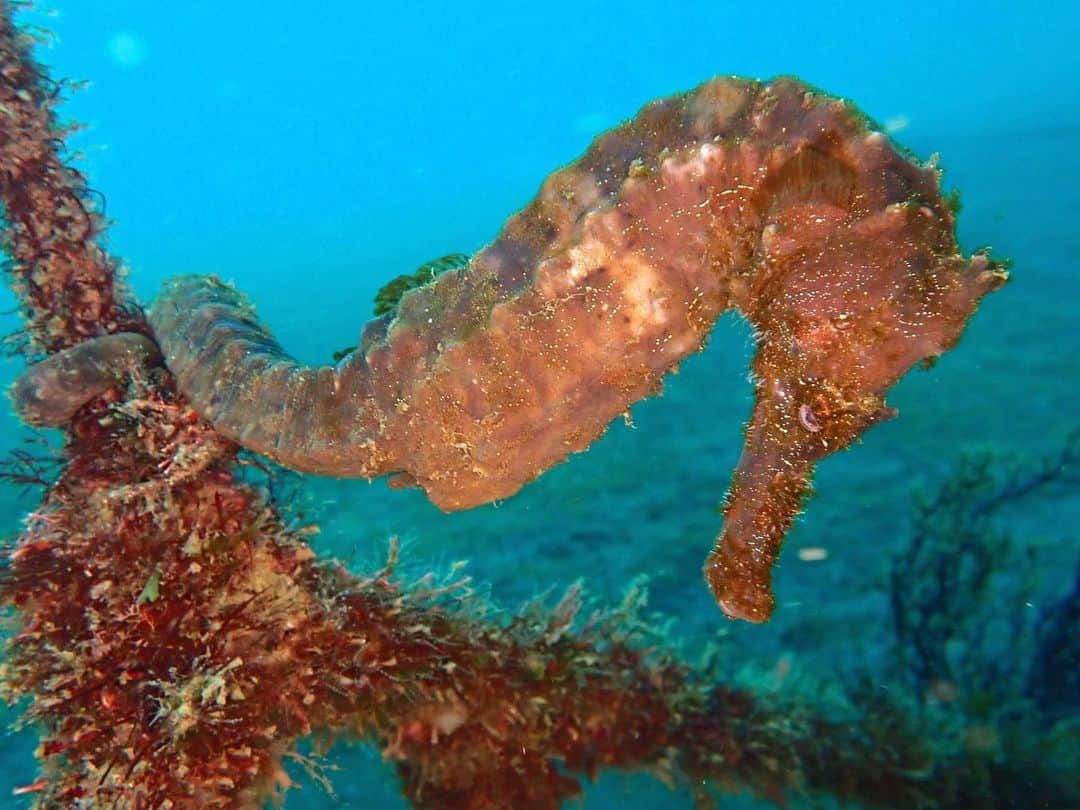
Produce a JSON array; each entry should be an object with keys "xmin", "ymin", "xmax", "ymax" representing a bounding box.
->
[{"xmin": 0, "ymin": 4, "xmax": 1076, "ymax": 808}]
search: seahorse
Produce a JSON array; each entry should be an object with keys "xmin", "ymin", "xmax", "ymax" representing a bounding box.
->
[{"xmin": 10, "ymin": 77, "xmax": 1006, "ymax": 621}]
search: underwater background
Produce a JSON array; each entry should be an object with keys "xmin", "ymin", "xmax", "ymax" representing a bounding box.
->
[{"xmin": 1, "ymin": 0, "xmax": 1077, "ymax": 807}]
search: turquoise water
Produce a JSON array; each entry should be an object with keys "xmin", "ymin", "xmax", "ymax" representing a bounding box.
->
[{"xmin": 1, "ymin": 1, "xmax": 1077, "ymax": 807}]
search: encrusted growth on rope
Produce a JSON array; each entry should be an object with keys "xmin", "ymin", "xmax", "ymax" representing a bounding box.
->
[{"xmin": 0, "ymin": 7, "xmax": 142, "ymax": 354}]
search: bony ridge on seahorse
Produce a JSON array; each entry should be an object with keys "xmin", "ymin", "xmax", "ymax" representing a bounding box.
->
[{"xmin": 9, "ymin": 76, "xmax": 1007, "ymax": 622}]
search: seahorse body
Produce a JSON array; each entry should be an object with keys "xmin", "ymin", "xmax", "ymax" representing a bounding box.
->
[{"xmin": 18, "ymin": 77, "xmax": 1007, "ymax": 621}]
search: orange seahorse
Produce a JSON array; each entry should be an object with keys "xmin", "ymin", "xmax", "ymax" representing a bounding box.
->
[{"xmin": 11, "ymin": 77, "xmax": 1006, "ymax": 621}]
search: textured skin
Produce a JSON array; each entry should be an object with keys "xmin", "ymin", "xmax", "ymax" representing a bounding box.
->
[
  {"xmin": 27, "ymin": 76, "xmax": 1004, "ymax": 621},
  {"xmin": 9, "ymin": 333, "xmax": 161, "ymax": 427}
]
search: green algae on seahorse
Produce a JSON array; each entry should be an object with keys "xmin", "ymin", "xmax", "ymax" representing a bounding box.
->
[
  {"xmin": 372, "ymin": 253, "xmax": 471, "ymax": 317},
  {"xmin": 329, "ymin": 253, "xmax": 472, "ymax": 359}
]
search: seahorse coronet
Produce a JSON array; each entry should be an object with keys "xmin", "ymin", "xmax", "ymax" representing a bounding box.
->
[{"xmin": 11, "ymin": 76, "xmax": 1006, "ymax": 622}]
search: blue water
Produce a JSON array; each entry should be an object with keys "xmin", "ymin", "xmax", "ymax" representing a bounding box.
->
[{"xmin": 1, "ymin": 1, "xmax": 1077, "ymax": 807}]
